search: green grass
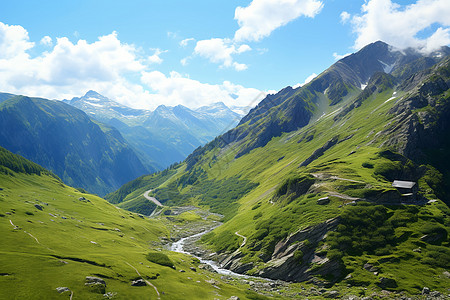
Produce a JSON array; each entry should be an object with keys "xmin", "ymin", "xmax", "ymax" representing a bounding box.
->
[
  {"xmin": 0, "ymin": 161, "xmax": 269, "ymax": 299},
  {"xmin": 108, "ymin": 57, "xmax": 450, "ymax": 295}
]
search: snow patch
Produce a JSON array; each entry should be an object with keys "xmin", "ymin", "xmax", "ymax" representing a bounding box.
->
[
  {"xmin": 384, "ymin": 97, "xmax": 396, "ymax": 103},
  {"xmin": 87, "ymin": 102, "xmax": 104, "ymax": 108},
  {"xmin": 361, "ymin": 83, "xmax": 367, "ymax": 90},
  {"xmin": 86, "ymin": 97, "xmax": 101, "ymax": 101},
  {"xmin": 378, "ymin": 60, "xmax": 395, "ymax": 73}
]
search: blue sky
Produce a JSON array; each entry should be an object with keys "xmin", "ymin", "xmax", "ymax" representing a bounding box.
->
[{"xmin": 0, "ymin": 0, "xmax": 449, "ymax": 110}]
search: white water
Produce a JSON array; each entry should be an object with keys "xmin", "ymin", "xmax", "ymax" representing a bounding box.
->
[{"xmin": 170, "ymin": 230, "xmax": 248, "ymax": 277}]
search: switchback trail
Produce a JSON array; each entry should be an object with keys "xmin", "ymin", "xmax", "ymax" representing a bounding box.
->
[
  {"xmin": 143, "ymin": 190, "xmax": 163, "ymax": 207},
  {"xmin": 235, "ymin": 231, "xmax": 247, "ymax": 248}
]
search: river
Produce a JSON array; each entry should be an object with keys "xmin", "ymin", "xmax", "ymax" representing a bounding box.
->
[{"xmin": 170, "ymin": 229, "xmax": 248, "ymax": 277}]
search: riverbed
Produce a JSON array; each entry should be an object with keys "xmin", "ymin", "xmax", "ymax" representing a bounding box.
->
[{"xmin": 170, "ymin": 229, "xmax": 248, "ymax": 277}]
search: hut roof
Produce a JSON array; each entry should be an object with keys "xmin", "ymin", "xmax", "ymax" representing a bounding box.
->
[{"xmin": 392, "ymin": 180, "xmax": 416, "ymax": 189}]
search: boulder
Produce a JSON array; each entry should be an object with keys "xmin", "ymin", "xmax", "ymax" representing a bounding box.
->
[
  {"xmin": 228, "ymin": 297, "xmax": 240, "ymax": 300},
  {"xmin": 323, "ymin": 290, "xmax": 340, "ymax": 298},
  {"xmin": 189, "ymin": 267, "xmax": 197, "ymax": 272},
  {"xmin": 85, "ymin": 276, "xmax": 106, "ymax": 285},
  {"xmin": 430, "ymin": 291, "xmax": 441, "ymax": 297},
  {"xmin": 56, "ymin": 287, "xmax": 70, "ymax": 293},
  {"xmin": 85, "ymin": 276, "xmax": 106, "ymax": 294},
  {"xmin": 34, "ymin": 204, "xmax": 43, "ymax": 211},
  {"xmin": 317, "ymin": 197, "xmax": 330, "ymax": 205},
  {"xmin": 131, "ymin": 279, "xmax": 147, "ymax": 286},
  {"xmin": 422, "ymin": 287, "xmax": 430, "ymax": 295},
  {"xmin": 198, "ymin": 264, "xmax": 216, "ymax": 273},
  {"xmin": 377, "ymin": 277, "xmax": 397, "ymax": 289}
]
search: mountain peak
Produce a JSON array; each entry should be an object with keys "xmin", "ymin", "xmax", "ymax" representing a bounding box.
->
[{"xmin": 83, "ymin": 90, "xmax": 109, "ymax": 101}]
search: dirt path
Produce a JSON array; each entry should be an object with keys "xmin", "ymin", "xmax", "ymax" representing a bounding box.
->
[
  {"xmin": 235, "ymin": 231, "xmax": 247, "ymax": 248},
  {"xmin": 125, "ymin": 261, "xmax": 160, "ymax": 299},
  {"xmin": 9, "ymin": 219, "xmax": 18, "ymax": 229},
  {"xmin": 24, "ymin": 231, "xmax": 40, "ymax": 244},
  {"xmin": 143, "ymin": 190, "xmax": 163, "ymax": 207}
]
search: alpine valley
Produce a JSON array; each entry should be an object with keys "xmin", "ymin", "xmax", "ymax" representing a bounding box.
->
[{"xmin": 1, "ymin": 41, "xmax": 450, "ymax": 300}]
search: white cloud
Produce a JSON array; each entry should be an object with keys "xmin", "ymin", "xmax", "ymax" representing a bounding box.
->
[
  {"xmin": 0, "ymin": 21, "xmax": 262, "ymax": 111},
  {"xmin": 351, "ymin": 0, "xmax": 450, "ymax": 52},
  {"xmin": 333, "ymin": 52, "xmax": 351, "ymax": 60},
  {"xmin": 194, "ymin": 38, "xmax": 251, "ymax": 71},
  {"xmin": 148, "ymin": 48, "xmax": 167, "ymax": 64},
  {"xmin": 40, "ymin": 36, "xmax": 53, "ymax": 46},
  {"xmin": 0, "ymin": 24, "xmax": 147, "ymax": 103},
  {"xmin": 180, "ymin": 38, "xmax": 195, "ymax": 47},
  {"xmin": 180, "ymin": 57, "xmax": 189, "ymax": 66},
  {"xmin": 293, "ymin": 73, "xmax": 318, "ymax": 88},
  {"xmin": 340, "ymin": 11, "xmax": 351, "ymax": 24},
  {"xmin": 234, "ymin": 0, "xmax": 324, "ymax": 42},
  {"xmin": 0, "ymin": 22, "xmax": 34, "ymax": 59},
  {"xmin": 140, "ymin": 70, "xmax": 262, "ymax": 109},
  {"xmin": 191, "ymin": 0, "xmax": 324, "ymax": 70}
]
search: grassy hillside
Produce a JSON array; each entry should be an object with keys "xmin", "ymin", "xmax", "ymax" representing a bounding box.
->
[
  {"xmin": 108, "ymin": 55, "xmax": 450, "ymax": 295},
  {"xmin": 0, "ymin": 149, "xmax": 269, "ymax": 299}
]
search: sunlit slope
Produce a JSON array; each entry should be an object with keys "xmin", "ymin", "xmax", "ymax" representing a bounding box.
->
[
  {"xmin": 0, "ymin": 147, "xmax": 258, "ymax": 300},
  {"xmin": 109, "ymin": 55, "xmax": 450, "ymax": 294}
]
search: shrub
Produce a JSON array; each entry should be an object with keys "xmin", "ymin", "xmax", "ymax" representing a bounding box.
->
[
  {"xmin": 362, "ymin": 162, "xmax": 374, "ymax": 168},
  {"xmin": 146, "ymin": 252, "xmax": 174, "ymax": 268},
  {"xmin": 374, "ymin": 161, "xmax": 402, "ymax": 181},
  {"xmin": 275, "ymin": 174, "xmax": 315, "ymax": 198},
  {"xmin": 293, "ymin": 249, "xmax": 304, "ymax": 264}
]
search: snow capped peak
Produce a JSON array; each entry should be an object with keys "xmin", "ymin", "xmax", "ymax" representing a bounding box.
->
[{"xmin": 83, "ymin": 90, "xmax": 109, "ymax": 102}]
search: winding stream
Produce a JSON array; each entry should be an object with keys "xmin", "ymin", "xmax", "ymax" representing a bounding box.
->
[{"xmin": 170, "ymin": 230, "xmax": 248, "ymax": 277}]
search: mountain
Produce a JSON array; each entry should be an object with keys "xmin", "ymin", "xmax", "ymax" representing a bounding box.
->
[
  {"xmin": 65, "ymin": 91, "xmax": 242, "ymax": 170},
  {"xmin": 0, "ymin": 94, "xmax": 149, "ymax": 196},
  {"xmin": 109, "ymin": 41, "xmax": 450, "ymax": 294},
  {"xmin": 0, "ymin": 146, "xmax": 260, "ymax": 299}
]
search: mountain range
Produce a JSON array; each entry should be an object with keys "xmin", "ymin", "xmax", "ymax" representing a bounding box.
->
[
  {"xmin": 109, "ymin": 41, "xmax": 450, "ymax": 293},
  {"xmin": 1, "ymin": 40, "xmax": 449, "ymax": 298},
  {"xmin": 0, "ymin": 91, "xmax": 241, "ymax": 196},
  {"xmin": 64, "ymin": 91, "xmax": 242, "ymax": 170},
  {"xmin": 0, "ymin": 94, "xmax": 151, "ymax": 196}
]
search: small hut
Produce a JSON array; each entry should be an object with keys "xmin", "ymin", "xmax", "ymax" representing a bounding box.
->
[{"xmin": 392, "ymin": 180, "xmax": 418, "ymax": 201}]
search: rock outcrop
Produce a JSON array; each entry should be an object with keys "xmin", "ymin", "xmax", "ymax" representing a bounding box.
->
[
  {"xmin": 217, "ymin": 217, "xmax": 342, "ymax": 283},
  {"xmin": 257, "ymin": 217, "xmax": 341, "ymax": 282}
]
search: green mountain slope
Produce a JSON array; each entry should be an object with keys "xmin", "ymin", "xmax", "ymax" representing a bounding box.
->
[
  {"xmin": 0, "ymin": 147, "xmax": 267, "ymax": 299},
  {"xmin": 0, "ymin": 95, "xmax": 149, "ymax": 196},
  {"xmin": 109, "ymin": 43, "xmax": 450, "ymax": 295}
]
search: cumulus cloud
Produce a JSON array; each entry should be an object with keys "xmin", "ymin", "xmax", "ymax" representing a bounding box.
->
[
  {"xmin": 351, "ymin": 0, "xmax": 450, "ymax": 52},
  {"xmin": 180, "ymin": 38, "xmax": 195, "ymax": 47},
  {"xmin": 148, "ymin": 48, "xmax": 167, "ymax": 65},
  {"xmin": 194, "ymin": 38, "xmax": 251, "ymax": 71},
  {"xmin": 40, "ymin": 36, "xmax": 53, "ymax": 46},
  {"xmin": 333, "ymin": 52, "xmax": 351, "ymax": 60},
  {"xmin": 0, "ymin": 22, "xmax": 34, "ymax": 59},
  {"xmin": 340, "ymin": 11, "xmax": 351, "ymax": 24},
  {"xmin": 0, "ymin": 23, "xmax": 148, "ymax": 103},
  {"xmin": 234, "ymin": 0, "xmax": 324, "ymax": 42},
  {"xmin": 0, "ymin": 21, "xmax": 263, "ymax": 111},
  {"xmin": 191, "ymin": 0, "xmax": 324, "ymax": 70},
  {"xmin": 293, "ymin": 73, "xmax": 318, "ymax": 88},
  {"xmin": 140, "ymin": 70, "xmax": 263, "ymax": 109}
]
